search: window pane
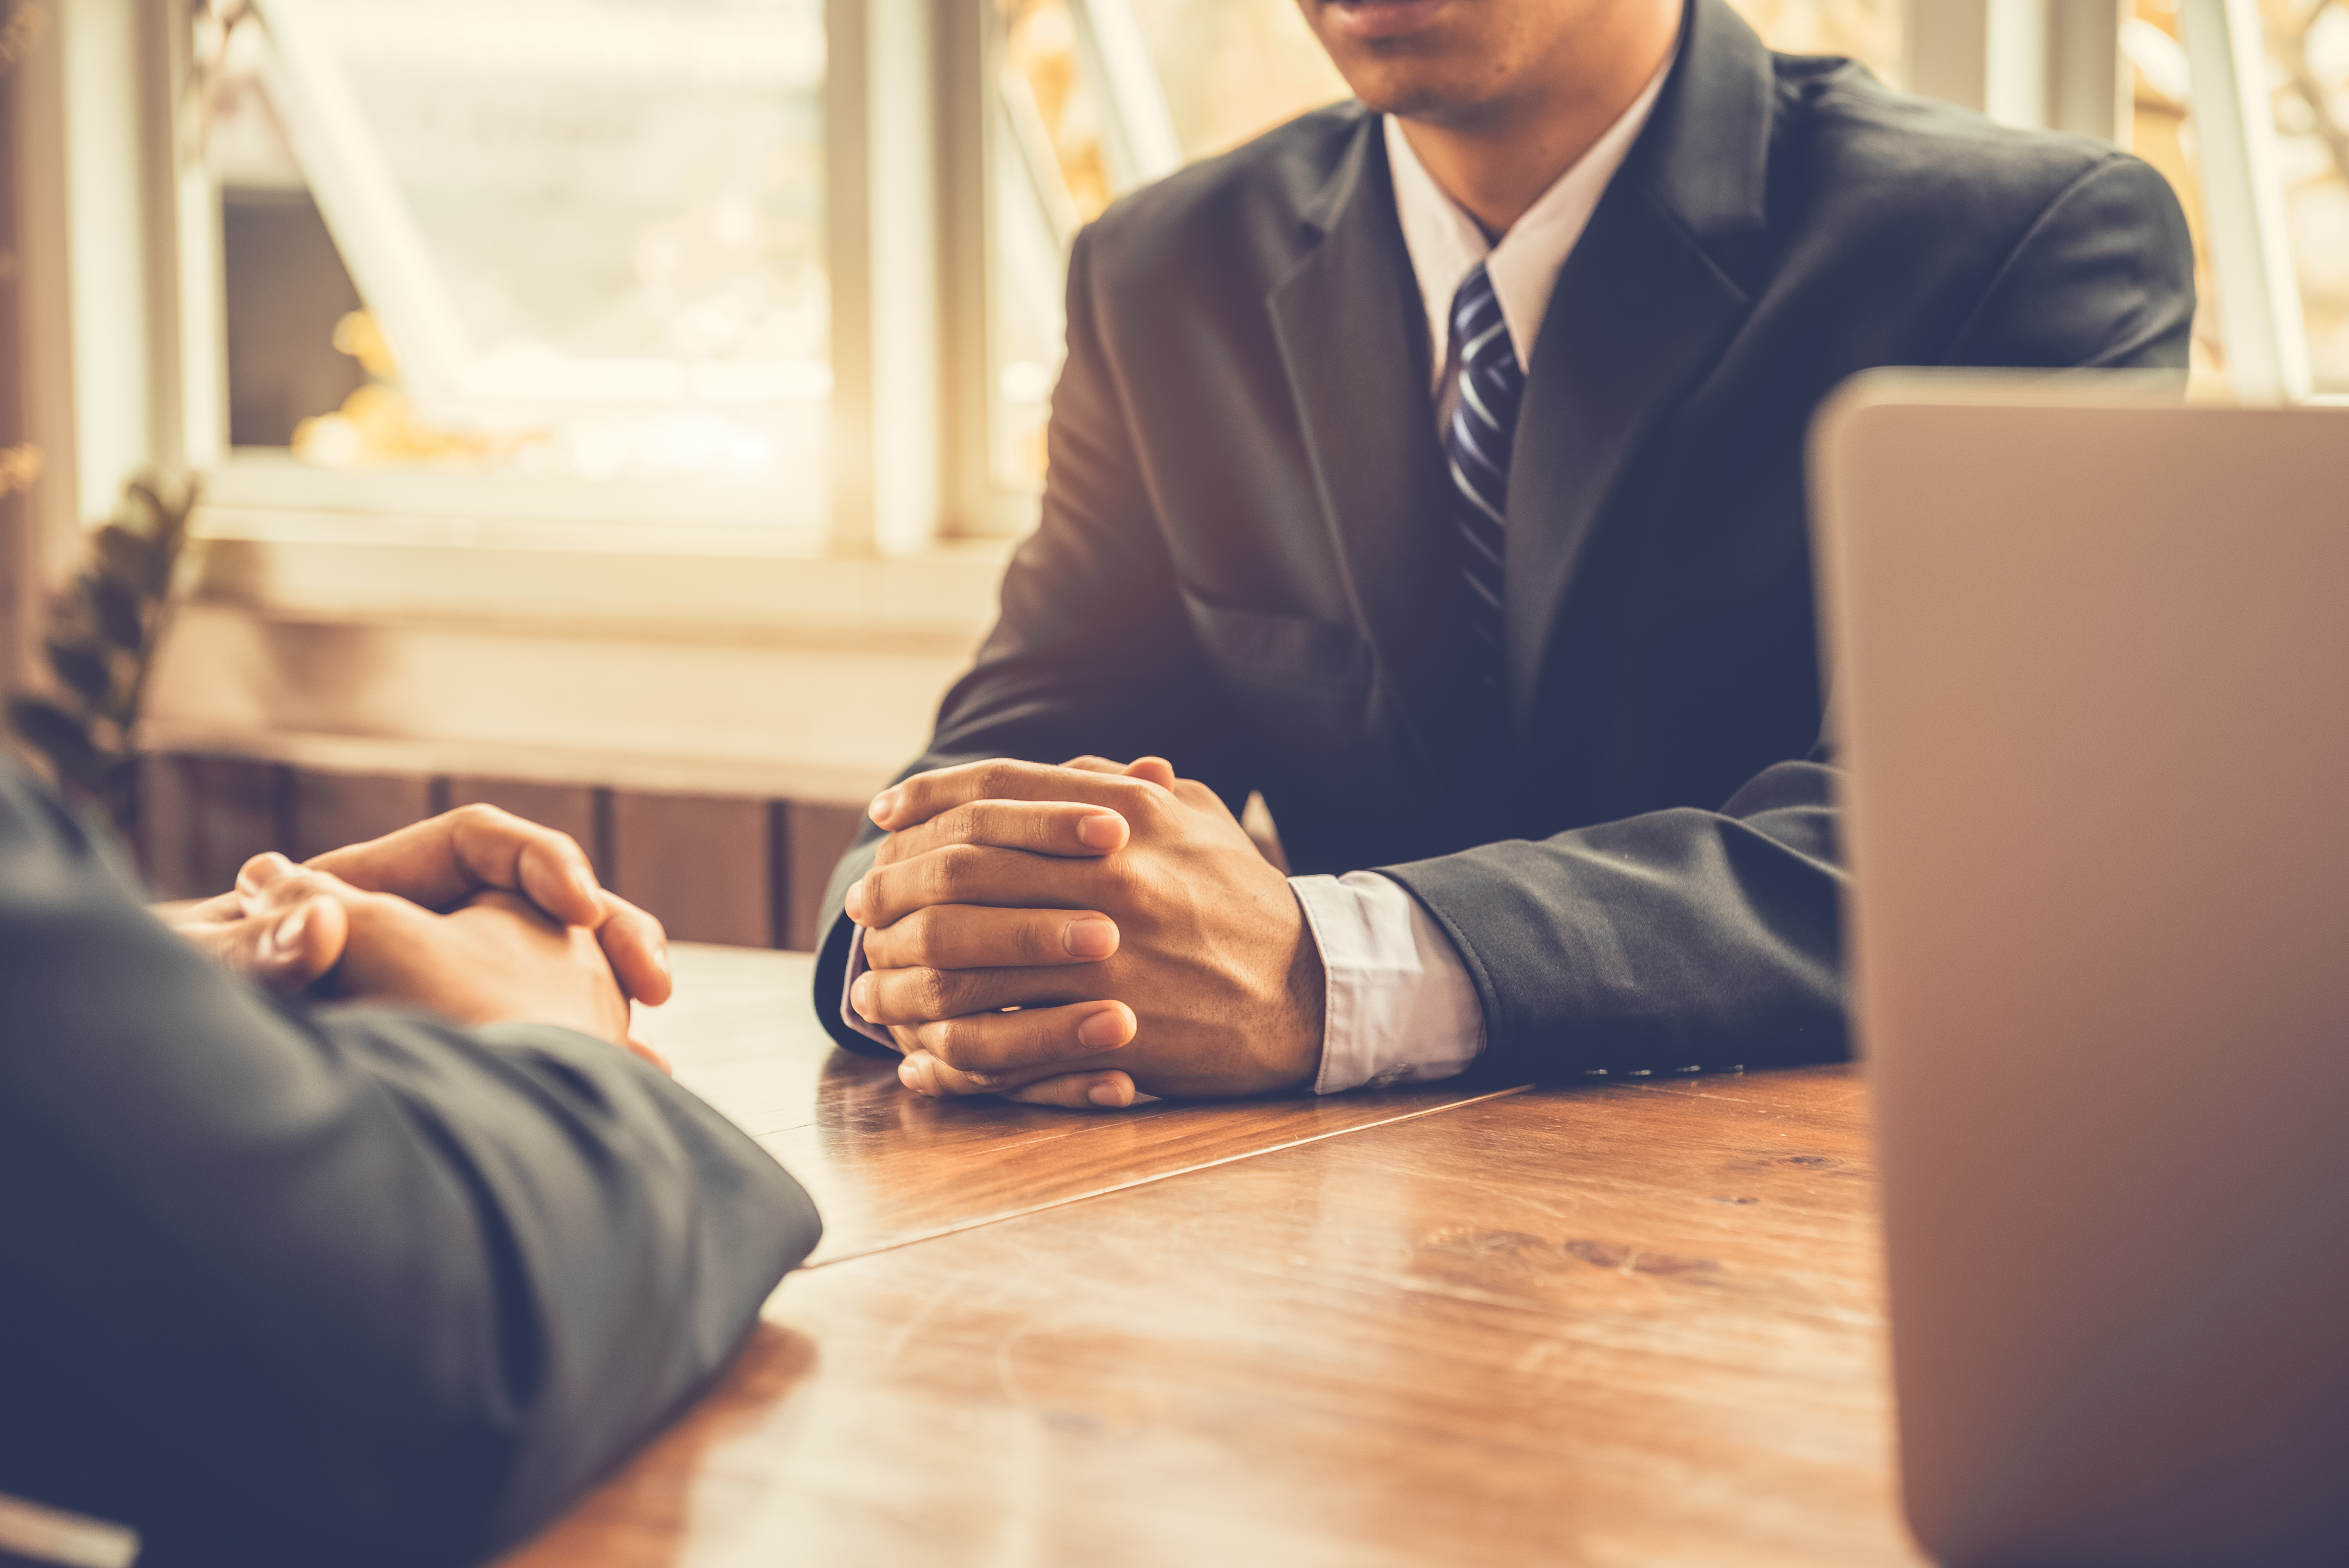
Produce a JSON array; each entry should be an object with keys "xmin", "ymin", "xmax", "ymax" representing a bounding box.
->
[
  {"xmin": 1126, "ymin": 0, "xmax": 1350, "ymax": 160},
  {"xmin": 2260, "ymin": 0, "xmax": 2349, "ymax": 392},
  {"xmin": 1728, "ymin": 0, "xmax": 1902, "ymax": 82},
  {"xmin": 2125, "ymin": 0, "xmax": 2230, "ymax": 383},
  {"xmin": 217, "ymin": 0, "xmax": 827, "ymax": 504}
]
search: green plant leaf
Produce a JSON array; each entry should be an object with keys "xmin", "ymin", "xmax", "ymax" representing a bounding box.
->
[
  {"xmin": 94, "ymin": 523, "xmax": 165, "ymax": 595},
  {"xmin": 7, "ymin": 695, "xmax": 100, "ymax": 777},
  {"xmin": 165, "ymin": 477, "xmax": 201, "ymax": 552},
  {"xmin": 45, "ymin": 637, "xmax": 112, "ymax": 706},
  {"xmin": 89, "ymin": 575, "xmax": 144, "ymax": 651}
]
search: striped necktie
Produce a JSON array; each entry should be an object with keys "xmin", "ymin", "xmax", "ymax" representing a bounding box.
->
[{"xmin": 1443, "ymin": 260, "xmax": 1521, "ymax": 697}]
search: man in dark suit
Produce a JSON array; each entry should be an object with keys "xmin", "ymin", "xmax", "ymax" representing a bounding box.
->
[
  {"xmin": 813, "ymin": 0, "xmax": 2194, "ymax": 1107},
  {"xmin": 0, "ymin": 761, "xmax": 820, "ymax": 1567}
]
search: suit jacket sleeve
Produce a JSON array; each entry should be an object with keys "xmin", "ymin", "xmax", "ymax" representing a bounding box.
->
[
  {"xmin": 0, "ymin": 763, "xmax": 820, "ymax": 1568},
  {"xmin": 1381, "ymin": 152, "xmax": 2196, "ymax": 1083}
]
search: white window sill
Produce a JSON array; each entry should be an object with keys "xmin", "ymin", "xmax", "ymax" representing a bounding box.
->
[
  {"xmin": 191, "ymin": 452, "xmax": 1016, "ymax": 649},
  {"xmin": 147, "ymin": 456, "xmax": 1021, "ymax": 799}
]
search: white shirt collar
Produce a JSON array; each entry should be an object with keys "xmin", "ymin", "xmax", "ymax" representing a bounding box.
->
[{"xmin": 1386, "ymin": 51, "xmax": 1675, "ymax": 391}]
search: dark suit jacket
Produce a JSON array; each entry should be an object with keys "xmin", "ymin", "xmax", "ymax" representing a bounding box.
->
[
  {"xmin": 0, "ymin": 762, "xmax": 820, "ymax": 1568},
  {"xmin": 814, "ymin": 0, "xmax": 2194, "ymax": 1080}
]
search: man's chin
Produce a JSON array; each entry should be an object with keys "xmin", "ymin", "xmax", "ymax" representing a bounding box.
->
[{"xmin": 1342, "ymin": 68, "xmax": 1507, "ymax": 127}]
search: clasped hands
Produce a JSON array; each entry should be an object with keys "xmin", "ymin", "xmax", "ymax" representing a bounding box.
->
[
  {"xmin": 847, "ymin": 756, "xmax": 1325, "ymax": 1110},
  {"xmin": 166, "ymin": 805, "xmax": 669, "ymax": 1068}
]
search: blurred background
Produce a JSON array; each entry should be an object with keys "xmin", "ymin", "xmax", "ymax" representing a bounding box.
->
[{"xmin": 0, "ymin": 0, "xmax": 2340, "ymax": 948}]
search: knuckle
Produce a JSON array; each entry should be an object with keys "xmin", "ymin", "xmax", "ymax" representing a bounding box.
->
[
  {"xmin": 1107, "ymin": 778, "xmax": 1162, "ymax": 817},
  {"xmin": 895, "ymin": 907, "xmax": 942, "ymax": 963},
  {"xmin": 923, "ymin": 1016, "xmax": 974, "ymax": 1067},
  {"xmin": 925, "ymin": 844, "xmax": 980, "ymax": 901},
  {"xmin": 911, "ymin": 966, "xmax": 957, "ymax": 1019},
  {"xmin": 1093, "ymin": 853, "xmax": 1145, "ymax": 901},
  {"xmin": 1015, "ymin": 917, "xmax": 1053, "ymax": 964}
]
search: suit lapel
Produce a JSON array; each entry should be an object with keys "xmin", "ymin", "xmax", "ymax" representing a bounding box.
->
[
  {"xmin": 1504, "ymin": 0, "xmax": 1776, "ymax": 732},
  {"xmin": 1268, "ymin": 121, "xmax": 1492, "ymax": 781}
]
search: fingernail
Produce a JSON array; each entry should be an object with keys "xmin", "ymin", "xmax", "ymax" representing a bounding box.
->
[
  {"xmin": 869, "ymin": 788, "xmax": 900, "ymax": 824},
  {"xmin": 850, "ymin": 973, "xmax": 874, "ymax": 1016},
  {"xmin": 271, "ymin": 904, "xmax": 309, "ymax": 957},
  {"xmin": 1077, "ymin": 1008, "xmax": 1131, "ymax": 1050},
  {"xmin": 1087, "ymin": 1081, "xmax": 1127, "ymax": 1107},
  {"xmin": 1076, "ymin": 813, "xmax": 1124, "ymax": 850},
  {"xmin": 652, "ymin": 945, "xmax": 670, "ymax": 976},
  {"xmin": 1063, "ymin": 917, "xmax": 1117, "ymax": 959},
  {"xmin": 846, "ymin": 877, "xmax": 867, "ymax": 921}
]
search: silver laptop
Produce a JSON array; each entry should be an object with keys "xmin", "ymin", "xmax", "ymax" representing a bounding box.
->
[{"xmin": 1811, "ymin": 375, "xmax": 2349, "ymax": 1566}]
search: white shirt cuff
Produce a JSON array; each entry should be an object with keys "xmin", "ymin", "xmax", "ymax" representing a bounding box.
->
[
  {"xmin": 838, "ymin": 925, "xmax": 898, "ymax": 1049},
  {"xmin": 1292, "ymin": 871, "xmax": 1486, "ymax": 1094}
]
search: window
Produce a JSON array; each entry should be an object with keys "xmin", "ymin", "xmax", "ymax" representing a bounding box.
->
[
  {"xmin": 207, "ymin": 0, "xmax": 831, "ymax": 531},
  {"xmin": 2135, "ymin": 0, "xmax": 2349, "ymax": 399},
  {"xmin": 2126, "ymin": 0, "xmax": 2230, "ymax": 378},
  {"xmin": 1732, "ymin": 0, "xmax": 1903, "ymax": 79},
  {"xmin": 2254, "ymin": 0, "xmax": 2349, "ymax": 392},
  {"xmin": 986, "ymin": 0, "xmax": 1353, "ymax": 495},
  {"xmin": 49, "ymin": 0, "xmax": 2335, "ymax": 588}
]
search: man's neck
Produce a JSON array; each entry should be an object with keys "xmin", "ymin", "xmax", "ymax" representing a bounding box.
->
[{"xmin": 1394, "ymin": 9, "xmax": 1681, "ymax": 238}]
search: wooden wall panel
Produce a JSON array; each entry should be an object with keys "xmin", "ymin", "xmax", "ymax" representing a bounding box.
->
[
  {"xmin": 143, "ymin": 754, "xmax": 288, "ymax": 900},
  {"xmin": 445, "ymin": 777, "xmax": 606, "ymax": 874},
  {"xmin": 288, "ymin": 769, "xmax": 433, "ymax": 861},
  {"xmin": 782, "ymin": 801, "xmax": 867, "ymax": 952},
  {"xmin": 608, "ymin": 791, "xmax": 771, "ymax": 947}
]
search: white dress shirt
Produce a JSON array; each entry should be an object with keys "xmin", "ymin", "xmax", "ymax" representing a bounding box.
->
[{"xmin": 843, "ymin": 61, "xmax": 1673, "ymax": 1091}]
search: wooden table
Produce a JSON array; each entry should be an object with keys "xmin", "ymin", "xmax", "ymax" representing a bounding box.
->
[{"xmin": 499, "ymin": 945, "xmax": 1928, "ymax": 1568}]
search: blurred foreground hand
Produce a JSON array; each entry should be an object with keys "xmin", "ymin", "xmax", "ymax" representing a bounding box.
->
[{"xmin": 160, "ymin": 805, "xmax": 671, "ymax": 1070}]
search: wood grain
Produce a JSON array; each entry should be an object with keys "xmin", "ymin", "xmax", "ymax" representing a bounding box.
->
[
  {"xmin": 635, "ymin": 945, "xmax": 1529, "ymax": 1265},
  {"xmin": 501, "ymin": 1059, "xmax": 1920, "ymax": 1568}
]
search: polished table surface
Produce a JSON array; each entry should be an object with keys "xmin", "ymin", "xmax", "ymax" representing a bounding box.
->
[{"xmin": 498, "ymin": 944, "xmax": 1929, "ymax": 1567}]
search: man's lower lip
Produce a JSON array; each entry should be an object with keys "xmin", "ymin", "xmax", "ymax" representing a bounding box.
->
[{"xmin": 1322, "ymin": 0, "xmax": 1453, "ymax": 41}]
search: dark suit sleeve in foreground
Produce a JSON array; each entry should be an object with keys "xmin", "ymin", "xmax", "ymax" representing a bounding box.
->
[
  {"xmin": 0, "ymin": 765, "xmax": 820, "ymax": 1568},
  {"xmin": 1386, "ymin": 156, "xmax": 2195, "ymax": 1082}
]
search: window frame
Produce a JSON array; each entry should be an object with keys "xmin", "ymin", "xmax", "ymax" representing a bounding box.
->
[
  {"xmin": 2176, "ymin": 0, "xmax": 2333, "ymax": 404},
  {"xmin": 41, "ymin": 0, "xmax": 2342, "ymax": 626}
]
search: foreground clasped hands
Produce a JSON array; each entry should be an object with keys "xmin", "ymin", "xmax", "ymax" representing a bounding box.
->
[
  {"xmin": 167, "ymin": 805, "xmax": 671, "ymax": 1069},
  {"xmin": 848, "ymin": 756, "xmax": 1325, "ymax": 1110}
]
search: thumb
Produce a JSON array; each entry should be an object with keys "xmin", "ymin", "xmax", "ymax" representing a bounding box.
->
[
  {"xmin": 179, "ymin": 894, "xmax": 350, "ymax": 996},
  {"xmin": 260, "ymin": 896, "xmax": 349, "ymax": 992}
]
